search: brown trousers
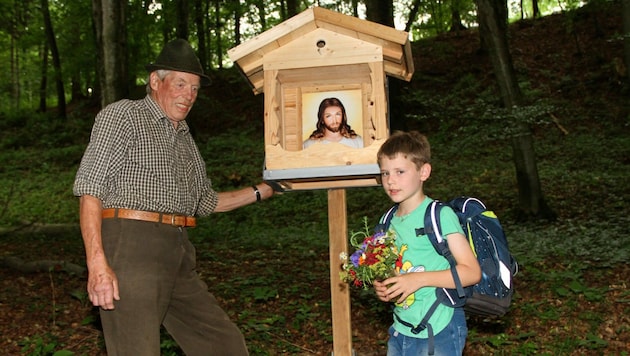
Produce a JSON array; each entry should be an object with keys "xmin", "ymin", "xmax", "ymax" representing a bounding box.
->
[{"xmin": 99, "ymin": 218, "xmax": 248, "ymax": 355}]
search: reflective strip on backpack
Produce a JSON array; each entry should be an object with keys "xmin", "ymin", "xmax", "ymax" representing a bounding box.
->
[{"xmin": 428, "ymin": 201, "xmax": 444, "ymax": 243}]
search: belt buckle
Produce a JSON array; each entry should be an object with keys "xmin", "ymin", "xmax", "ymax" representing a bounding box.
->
[{"xmin": 170, "ymin": 214, "xmax": 180, "ymax": 227}]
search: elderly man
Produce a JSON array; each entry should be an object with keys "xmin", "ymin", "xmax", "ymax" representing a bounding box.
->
[{"xmin": 73, "ymin": 39, "xmax": 272, "ymax": 355}]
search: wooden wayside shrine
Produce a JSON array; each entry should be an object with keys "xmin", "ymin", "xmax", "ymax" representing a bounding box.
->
[{"xmin": 228, "ymin": 7, "xmax": 414, "ymax": 355}]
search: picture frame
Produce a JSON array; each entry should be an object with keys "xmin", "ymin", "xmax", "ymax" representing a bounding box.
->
[{"xmin": 301, "ymin": 89, "xmax": 364, "ymax": 147}]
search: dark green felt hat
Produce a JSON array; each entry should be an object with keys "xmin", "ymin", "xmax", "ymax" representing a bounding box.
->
[{"xmin": 146, "ymin": 39, "xmax": 211, "ymax": 86}]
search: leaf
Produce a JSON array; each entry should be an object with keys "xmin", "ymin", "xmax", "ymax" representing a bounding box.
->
[
  {"xmin": 53, "ymin": 351, "xmax": 75, "ymax": 356},
  {"xmin": 568, "ymin": 280, "xmax": 585, "ymax": 293},
  {"xmin": 555, "ymin": 287, "xmax": 570, "ymax": 297}
]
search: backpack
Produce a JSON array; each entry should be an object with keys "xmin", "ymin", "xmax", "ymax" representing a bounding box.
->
[{"xmin": 377, "ymin": 196, "xmax": 518, "ymax": 321}]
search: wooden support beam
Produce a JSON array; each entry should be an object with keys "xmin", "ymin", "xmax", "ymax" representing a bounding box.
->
[{"xmin": 328, "ymin": 189, "xmax": 352, "ymax": 355}]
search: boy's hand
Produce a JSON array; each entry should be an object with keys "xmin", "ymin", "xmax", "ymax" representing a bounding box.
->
[
  {"xmin": 375, "ymin": 274, "xmax": 423, "ymax": 304},
  {"xmin": 373, "ymin": 280, "xmax": 390, "ymax": 302}
]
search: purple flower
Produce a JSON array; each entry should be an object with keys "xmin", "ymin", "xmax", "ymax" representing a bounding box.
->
[{"xmin": 350, "ymin": 250, "xmax": 363, "ymax": 267}]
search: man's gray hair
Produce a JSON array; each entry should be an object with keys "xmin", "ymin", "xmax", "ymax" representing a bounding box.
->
[{"xmin": 146, "ymin": 69, "xmax": 171, "ymax": 94}]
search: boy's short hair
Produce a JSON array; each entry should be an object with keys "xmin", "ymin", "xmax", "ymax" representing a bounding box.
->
[{"xmin": 377, "ymin": 131, "xmax": 431, "ymax": 169}]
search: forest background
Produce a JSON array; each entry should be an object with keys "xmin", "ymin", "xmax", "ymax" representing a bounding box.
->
[{"xmin": 0, "ymin": 0, "xmax": 629, "ymax": 355}]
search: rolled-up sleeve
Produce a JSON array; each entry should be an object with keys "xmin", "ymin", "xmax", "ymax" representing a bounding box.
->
[
  {"xmin": 73, "ymin": 101, "xmax": 132, "ymax": 202},
  {"xmin": 196, "ymin": 178, "xmax": 219, "ymax": 216}
]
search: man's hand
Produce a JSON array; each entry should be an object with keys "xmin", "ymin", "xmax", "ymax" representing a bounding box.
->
[
  {"xmin": 87, "ymin": 262, "xmax": 120, "ymax": 310},
  {"xmin": 79, "ymin": 195, "xmax": 120, "ymax": 309}
]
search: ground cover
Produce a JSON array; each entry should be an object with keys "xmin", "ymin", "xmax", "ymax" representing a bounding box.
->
[{"xmin": 1, "ymin": 1, "xmax": 629, "ymax": 354}]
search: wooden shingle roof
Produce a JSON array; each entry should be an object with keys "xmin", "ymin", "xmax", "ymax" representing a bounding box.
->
[{"xmin": 228, "ymin": 7, "xmax": 414, "ymax": 94}]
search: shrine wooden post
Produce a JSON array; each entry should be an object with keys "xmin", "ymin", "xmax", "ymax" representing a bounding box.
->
[{"xmin": 328, "ymin": 188, "xmax": 352, "ymax": 355}]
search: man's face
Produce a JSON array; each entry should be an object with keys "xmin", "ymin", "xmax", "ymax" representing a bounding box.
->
[
  {"xmin": 323, "ymin": 105, "xmax": 343, "ymax": 133},
  {"xmin": 150, "ymin": 71, "xmax": 200, "ymax": 125}
]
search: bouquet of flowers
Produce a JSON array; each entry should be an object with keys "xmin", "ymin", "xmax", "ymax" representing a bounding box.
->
[{"xmin": 339, "ymin": 217, "xmax": 399, "ymax": 289}]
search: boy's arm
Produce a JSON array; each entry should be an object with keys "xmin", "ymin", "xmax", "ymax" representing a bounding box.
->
[
  {"xmin": 443, "ymin": 232, "xmax": 482, "ymax": 287},
  {"xmin": 374, "ymin": 232, "xmax": 481, "ymax": 304}
]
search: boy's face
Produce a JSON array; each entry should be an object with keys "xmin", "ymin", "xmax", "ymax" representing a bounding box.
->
[{"xmin": 379, "ymin": 153, "xmax": 431, "ymax": 206}]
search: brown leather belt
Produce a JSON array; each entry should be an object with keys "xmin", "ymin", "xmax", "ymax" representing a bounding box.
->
[{"xmin": 102, "ymin": 208, "xmax": 196, "ymax": 228}]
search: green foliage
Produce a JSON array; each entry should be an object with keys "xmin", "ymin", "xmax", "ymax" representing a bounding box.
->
[
  {"xmin": 403, "ymin": 74, "xmax": 558, "ymax": 143},
  {"xmin": 159, "ymin": 328, "xmax": 183, "ymax": 355},
  {"xmin": 19, "ymin": 334, "xmax": 74, "ymax": 356},
  {"xmin": 402, "ymin": 0, "xmax": 478, "ymax": 39},
  {"xmin": 0, "ymin": 0, "xmax": 594, "ymax": 111},
  {"xmin": 578, "ymin": 333, "xmax": 608, "ymax": 349}
]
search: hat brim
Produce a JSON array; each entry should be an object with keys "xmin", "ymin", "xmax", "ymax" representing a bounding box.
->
[{"xmin": 146, "ymin": 64, "xmax": 212, "ymax": 86}]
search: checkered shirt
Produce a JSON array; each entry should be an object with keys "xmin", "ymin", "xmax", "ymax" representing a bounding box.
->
[{"xmin": 73, "ymin": 95, "xmax": 218, "ymax": 216}]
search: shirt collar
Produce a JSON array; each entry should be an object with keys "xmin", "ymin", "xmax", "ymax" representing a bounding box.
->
[{"xmin": 143, "ymin": 95, "xmax": 190, "ymax": 133}]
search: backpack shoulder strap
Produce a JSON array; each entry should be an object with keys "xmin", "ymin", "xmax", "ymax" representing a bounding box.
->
[
  {"xmin": 420, "ymin": 200, "xmax": 467, "ymax": 298},
  {"xmin": 450, "ymin": 196, "xmax": 486, "ymax": 219},
  {"xmin": 375, "ymin": 204, "xmax": 398, "ymax": 233}
]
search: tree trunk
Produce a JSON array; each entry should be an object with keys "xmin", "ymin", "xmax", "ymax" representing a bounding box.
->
[
  {"xmin": 41, "ymin": 0, "xmax": 66, "ymax": 118},
  {"xmin": 405, "ymin": 0, "xmax": 422, "ymax": 32},
  {"xmin": 622, "ymin": 0, "xmax": 630, "ymax": 83},
  {"xmin": 511, "ymin": 130, "xmax": 553, "ymax": 219},
  {"xmin": 476, "ymin": 0, "xmax": 520, "ymax": 107},
  {"xmin": 450, "ymin": 0, "xmax": 467, "ymax": 32},
  {"xmin": 365, "ymin": 0, "xmax": 394, "ymax": 27},
  {"xmin": 92, "ymin": 0, "xmax": 128, "ymax": 108},
  {"xmin": 233, "ymin": 0, "xmax": 242, "ymax": 46},
  {"xmin": 475, "ymin": 0, "xmax": 555, "ymax": 220},
  {"xmin": 450, "ymin": 10, "xmax": 467, "ymax": 32},
  {"xmin": 194, "ymin": 0, "xmax": 207, "ymax": 69},
  {"xmin": 365, "ymin": 0, "xmax": 406, "ymax": 132},
  {"xmin": 39, "ymin": 42, "xmax": 48, "ymax": 113},
  {"xmin": 10, "ymin": 1, "xmax": 20, "ymax": 111},
  {"xmin": 71, "ymin": 73, "xmax": 83, "ymax": 102},
  {"xmin": 286, "ymin": 0, "xmax": 297, "ymax": 18},
  {"xmin": 533, "ymin": 0, "xmax": 541, "ymax": 18},
  {"xmin": 176, "ymin": 0, "xmax": 189, "ymax": 40},
  {"xmin": 255, "ymin": 0, "xmax": 266, "ymax": 30},
  {"xmin": 214, "ymin": 0, "xmax": 223, "ymax": 69}
]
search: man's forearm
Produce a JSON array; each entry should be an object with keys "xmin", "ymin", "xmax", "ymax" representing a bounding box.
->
[
  {"xmin": 79, "ymin": 195, "xmax": 107, "ymax": 269},
  {"xmin": 214, "ymin": 183, "xmax": 274, "ymax": 212}
]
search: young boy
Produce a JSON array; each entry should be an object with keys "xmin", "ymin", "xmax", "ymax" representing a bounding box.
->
[{"xmin": 373, "ymin": 131, "xmax": 481, "ymax": 356}]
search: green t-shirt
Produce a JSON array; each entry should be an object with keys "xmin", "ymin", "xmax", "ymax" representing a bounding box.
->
[{"xmin": 389, "ymin": 197, "xmax": 464, "ymax": 338}]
